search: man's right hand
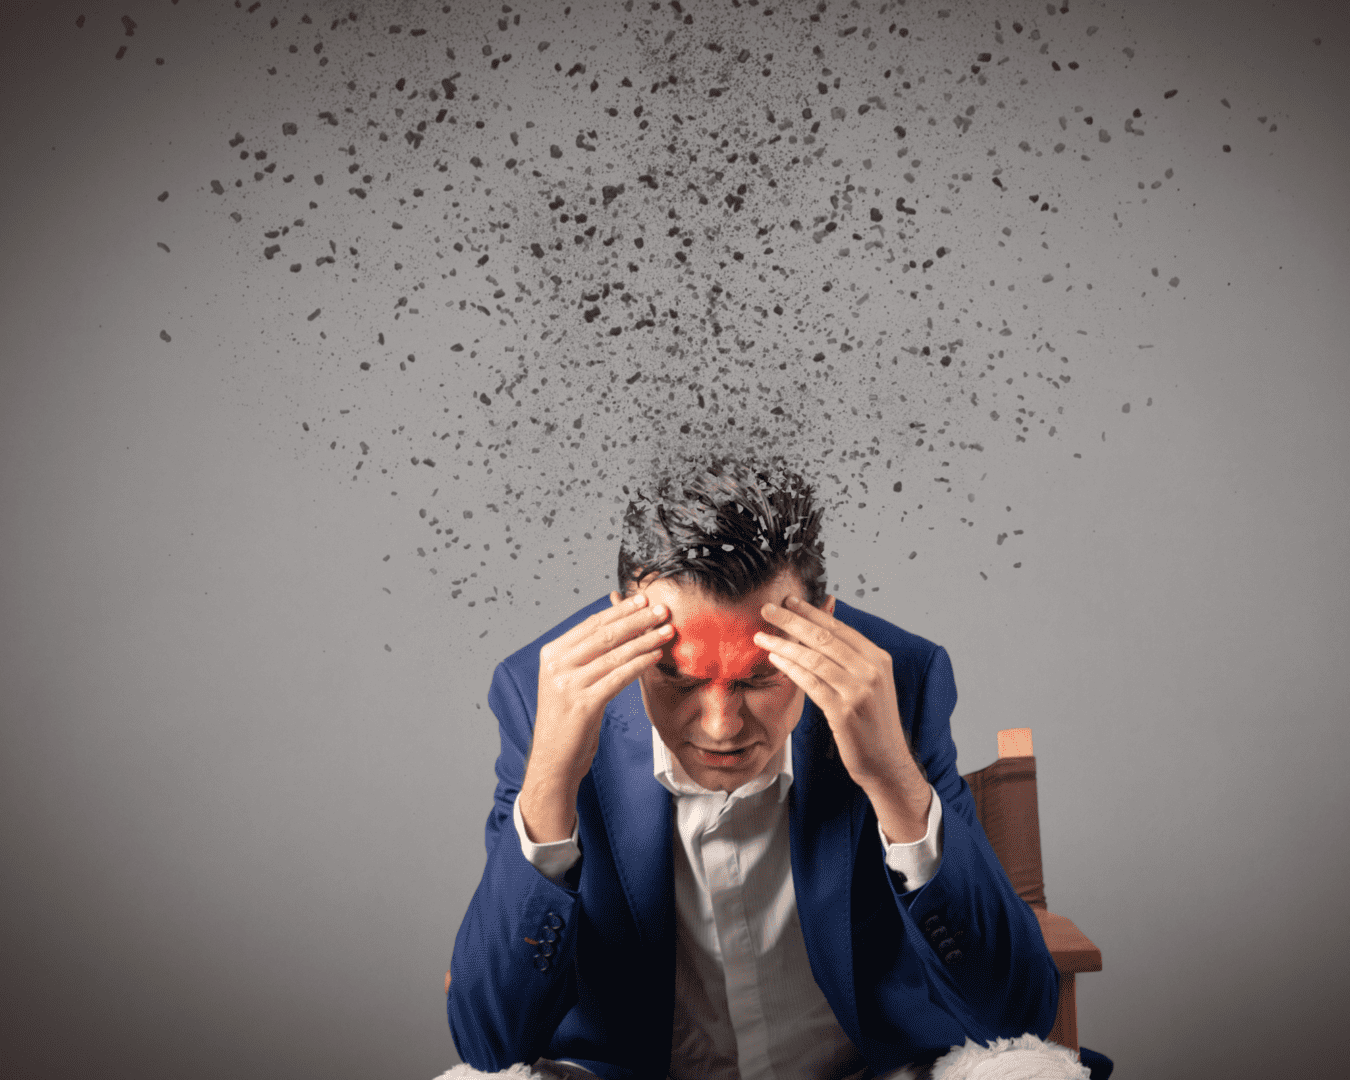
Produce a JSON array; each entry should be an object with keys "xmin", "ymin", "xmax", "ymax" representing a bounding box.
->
[{"xmin": 517, "ymin": 590, "xmax": 672, "ymax": 843}]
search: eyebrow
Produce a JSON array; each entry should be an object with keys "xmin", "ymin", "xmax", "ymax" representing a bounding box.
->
[{"xmin": 655, "ymin": 660, "xmax": 779, "ymax": 682}]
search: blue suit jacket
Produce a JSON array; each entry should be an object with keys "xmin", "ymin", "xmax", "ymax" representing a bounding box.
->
[{"xmin": 448, "ymin": 596, "xmax": 1059, "ymax": 1079}]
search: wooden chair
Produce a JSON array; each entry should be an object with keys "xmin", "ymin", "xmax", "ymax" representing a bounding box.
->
[{"xmin": 961, "ymin": 727, "xmax": 1103, "ymax": 1053}]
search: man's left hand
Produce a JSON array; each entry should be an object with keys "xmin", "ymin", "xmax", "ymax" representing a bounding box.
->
[{"xmin": 755, "ymin": 595, "xmax": 931, "ymax": 837}]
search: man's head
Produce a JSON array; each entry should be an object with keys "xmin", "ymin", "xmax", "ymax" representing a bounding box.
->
[
  {"xmin": 612, "ymin": 456, "xmax": 831, "ymax": 791},
  {"xmin": 616, "ymin": 455, "xmax": 827, "ymax": 607}
]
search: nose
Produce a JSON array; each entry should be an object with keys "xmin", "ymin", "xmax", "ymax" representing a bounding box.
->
[{"xmin": 697, "ymin": 686, "xmax": 746, "ymax": 743}]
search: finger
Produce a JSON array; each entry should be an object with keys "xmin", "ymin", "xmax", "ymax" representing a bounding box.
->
[
  {"xmin": 753, "ymin": 629, "xmax": 848, "ymax": 686},
  {"xmin": 761, "ymin": 596, "xmax": 871, "ymax": 668},
  {"xmin": 762, "ymin": 648, "xmax": 839, "ymax": 710},
  {"xmin": 552, "ymin": 591, "xmax": 652, "ymax": 651},
  {"xmin": 573, "ymin": 601, "xmax": 670, "ymax": 669},
  {"xmin": 590, "ymin": 635, "xmax": 667, "ymax": 702},
  {"xmin": 583, "ymin": 619, "xmax": 673, "ymax": 681}
]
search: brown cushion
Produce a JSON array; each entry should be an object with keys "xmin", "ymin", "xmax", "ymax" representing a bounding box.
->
[{"xmin": 961, "ymin": 755, "xmax": 1047, "ymax": 910}]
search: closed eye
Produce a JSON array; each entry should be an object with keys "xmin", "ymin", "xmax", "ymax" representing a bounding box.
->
[{"xmin": 667, "ymin": 676, "xmax": 780, "ymax": 693}]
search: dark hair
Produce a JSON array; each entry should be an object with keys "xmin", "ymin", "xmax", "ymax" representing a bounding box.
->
[{"xmin": 617, "ymin": 455, "xmax": 828, "ymax": 607}]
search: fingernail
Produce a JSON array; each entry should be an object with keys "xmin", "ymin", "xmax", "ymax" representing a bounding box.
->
[
  {"xmin": 633, "ymin": 594, "xmax": 646, "ymax": 606},
  {"xmin": 652, "ymin": 604, "xmax": 666, "ymax": 617}
]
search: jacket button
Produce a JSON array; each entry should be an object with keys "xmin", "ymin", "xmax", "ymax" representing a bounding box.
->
[
  {"xmin": 533, "ymin": 954, "xmax": 550, "ymax": 971},
  {"xmin": 927, "ymin": 926, "xmax": 948, "ymax": 942},
  {"xmin": 923, "ymin": 915, "xmax": 942, "ymax": 931},
  {"xmin": 539, "ymin": 942, "xmax": 554, "ymax": 957},
  {"xmin": 942, "ymin": 949, "xmax": 963, "ymax": 965},
  {"xmin": 936, "ymin": 938, "xmax": 955, "ymax": 952},
  {"xmin": 542, "ymin": 928, "xmax": 558, "ymax": 943},
  {"xmin": 545, "ymin": 913, "xmax": 564, "ymax": 929}
]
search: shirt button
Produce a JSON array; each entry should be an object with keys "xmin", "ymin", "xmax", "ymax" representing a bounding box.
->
[{"xmin": 534, "ymin": 954, "xmax": 550, "ymax": 971}]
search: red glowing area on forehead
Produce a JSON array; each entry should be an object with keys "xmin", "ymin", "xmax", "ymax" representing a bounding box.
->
[{"xmin": 667, "ymin": 607, "xmax": 772, "ymax": 684}]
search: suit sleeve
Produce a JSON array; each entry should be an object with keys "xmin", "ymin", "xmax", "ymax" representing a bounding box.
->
[
  {"xmin": 878, "ymin": 646, "xmax": 1060, "ymax": 1044},
  {"xmin": 446, "ymin": 660, "xmax": 584, "ymax": 1071}
]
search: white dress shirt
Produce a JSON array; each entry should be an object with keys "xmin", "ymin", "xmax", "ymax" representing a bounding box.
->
[{"xmin": 513, "ymin": 728, "xmax": 943, "ymax": 1080}]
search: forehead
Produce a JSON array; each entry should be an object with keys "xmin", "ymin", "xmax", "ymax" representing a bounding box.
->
[{"xmin": 645, "ymin": 575, "xmax": 792, "ymax": 681}]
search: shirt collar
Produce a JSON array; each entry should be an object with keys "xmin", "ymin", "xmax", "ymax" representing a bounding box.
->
[{"xmin": 651, "ymin": 725, "xmax": 794, "ymax": 803}]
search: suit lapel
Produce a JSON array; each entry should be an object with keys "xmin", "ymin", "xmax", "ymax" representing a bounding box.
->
[
  {"xmin": 591, "ymin": 680, "xmax": 675, "ymax": 952},
  {"xmin": 789, "ymin": 698, "xmax": 868, "ymax": 1045}
]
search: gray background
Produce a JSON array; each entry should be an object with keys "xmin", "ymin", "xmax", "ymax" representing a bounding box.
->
[{"xmin": 2, "ymin": 1, "xmax": 1347, "ymax": 1078}]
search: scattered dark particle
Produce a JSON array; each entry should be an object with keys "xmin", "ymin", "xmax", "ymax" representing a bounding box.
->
[
  {"xmin": 314, "ymin": 174, "xmax": 323, "ymax": 185},
  {"xmin": 1223, "ymin": 144, "xmax": 1231, "ymax": 152},
  {"xmin": 156, "ymin": 58, "xmax": 164, "ymax": 65},
  {"xmin": 1052, "ymin": 62, "xmax": 1060, "ymax": 71},
  {"xmin": 1122, "ymin": 403, "xmax": 1131, "ymax": 413},
  {"xmin": 450, "ymin": 343, "xmax": 463, "ymax": 351},
  {"xmin": 157, "ymin": 242, "xmax": 170, "ymax": 253},
  {"xmin": 908, "ymin": 552, "xmax": 917, "ymax": 560},
  {"xmin": 121, "ymin": 15, "xmax": 137, "ymax": 36},
  {"xmin": 550, "ymin": 144, "xmax": 562, "ymax": 158},
  {"xmin": 812, "ymin": 352, "xmax": 825, "ymax": 362},
  {"xmin": 479, "ymin": 393, "xmax": 491, "ymax": 405},
  {"xmin": 936, "ymin": 246, "xmax": 948, "ymax": 257},
  {"xmin": 1169, "ymin": 276, "xmax": 1180, "ymax": 287},
  {"xmin": 157, "ymin": 191, "xmax": 169, "ymax": 202},
  {"xmin": 229, "ymin": 132, "xmax": 245, "ymax": 147},
  {"xmin": 870, "ymin": 208, "xmax": 882, "ymax": 221},
  {"xmin": 248, "ymin": 1, "xmax": 260, "ymax": 11},
  {"xmin": 1099, "ymin": 129, "xmax": 1111, "ymax": 143},
  {"xmin": 1013, "ymin": 21, "xmax": 1023, "ymax": 32},
  {"xmin": 282, "ymin": 122, "xmax": 298, "ymax": 135},
  {"xmin": 289, "ymin": 263, "xmax": 302, "ymax": 272},
  {"xmin": 210, "ymin": 180, "xmax": 225, "ymax": 194},
  {"xmin": 115, "ymin": 46, "xmax": 126, "ymax": 59},
  {"xmin": 230, "ymin": 212, "xmax": 241, "ymax": 222},
  {"xmin": 385, "ymin": 644, "xmax": 392, "ymax": 652},
  {"xmin": 992, "ymin": 176, "xmax": 1004, "ymax": 189},
  {"xmin": 1164, "ymin": 89, "xmax": 1178, "ymax": 99},
  {"xmin": 76, "ymin": 15, "xmax": 85, "ymax": 28},
  {"xmin": 307, "ymin": 309, "xmax": 321, "ymax": 321},
  {"xmin": 159, "ymin": 330, "xmax": 171, "ymax": 342},
  {"xmin": 530, "ymin": 243, "xmax": 545, "ymax": 258},
  {"xmin": 1221, "ymin": 98, "xmax": 1230, "ymax": 108}
]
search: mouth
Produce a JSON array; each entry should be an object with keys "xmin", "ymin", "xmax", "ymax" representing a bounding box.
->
[{"xmin": 692, "ymin": 744, "xmax": 754, "ymax": 766}]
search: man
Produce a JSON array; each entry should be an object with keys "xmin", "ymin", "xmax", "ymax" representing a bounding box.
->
[{"xmin": 447, "ymin": 456, "xmax": 1060, "ymax": 1080}]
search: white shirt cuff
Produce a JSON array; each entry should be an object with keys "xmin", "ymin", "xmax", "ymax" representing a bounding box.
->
[
  {"xmin": 878, "ymin": 784, "xmax": 943, "ymax": 892},
  {"xmin": 513, "ymin": 792, "xmax": 582, "ymax": 884}
]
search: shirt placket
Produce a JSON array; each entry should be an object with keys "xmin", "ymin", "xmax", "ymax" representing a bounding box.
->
[{"xmin": 700, "ymin": 791, "xmax": 774, "ymax": 1080}]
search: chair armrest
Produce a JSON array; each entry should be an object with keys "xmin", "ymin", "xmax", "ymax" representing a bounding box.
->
[{"xmin": 1034, "ymin": 908, "xmax": 1102, "ymax": 974}]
